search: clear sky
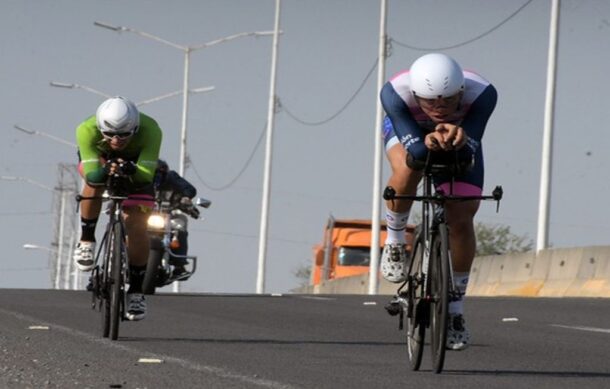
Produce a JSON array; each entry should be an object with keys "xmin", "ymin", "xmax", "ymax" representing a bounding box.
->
[{"xmin": 2, "ymin": 0, "xmax": 609, "ymax": 293}]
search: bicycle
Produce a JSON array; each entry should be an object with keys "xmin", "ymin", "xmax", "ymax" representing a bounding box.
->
[
  {"xmin": 383, "ymin": 152, "xmax": 502, "ymax": 373},
  {"xmin": 77, "ymin": 160, "xmax": 148, "ymax": 340}
]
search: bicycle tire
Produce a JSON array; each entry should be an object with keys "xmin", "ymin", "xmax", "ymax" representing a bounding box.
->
[
  {"xmin": 142, "ymin": 242, "xmax": 164, "ymax": 295},
  {"xmin": 109, "ymin": 222, "xmax": 124, "ymax": 341},
  {"xmin": 429, "ymin": 223, "xmax": 449, "ymax": 373},
  {"xmin": 100, "ymin": 230, "xmax": 113, "ymax": 338},
  {"xmin": 406, "ymin": 227, "xmax": 426, "ymax": 371}
]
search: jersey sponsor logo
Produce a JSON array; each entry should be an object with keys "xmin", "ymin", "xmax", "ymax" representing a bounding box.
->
[{"xmin": 400, "ymin": 134, "xmax": 420, "ymax": 148}]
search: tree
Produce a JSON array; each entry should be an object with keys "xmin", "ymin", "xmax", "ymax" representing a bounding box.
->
[
  {"xmin": 475, "ymin": 222, "xmax": 533, "ymax": 256},
  {"xmin": 293, "ymin": 262, "xmax": 311, "ymax": 288}
]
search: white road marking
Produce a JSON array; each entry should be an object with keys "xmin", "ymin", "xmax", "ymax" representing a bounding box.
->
[
  {"xmin": 551, "ymin": 324, "xmax": 610, "ymax": 334},
  {"xmin": 502, "ymin": 317, "xmax": 519, "ymax": 322},
  {"xmin": 138, "ymin": 358, "xmax": 164, "ymax": 363},
  {"xmin": 28, "ymin": 325, "xmax": 50, "ymax": 330},
  {"xmin": 0, "ymin": 307, "xmax": 296, "ymax": 389},
  {"xmin": 363, "ymin": 302, "xmax": 377, "ymax": 306},
  {"xmin": 297, "ymin": 296, "xmax": 336, "ymax": 301}
]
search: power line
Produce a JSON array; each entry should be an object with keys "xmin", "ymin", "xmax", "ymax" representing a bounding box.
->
[
  {"xmin": 391, "ymin": 0, "xmax": 534, "ymax": 51},
  {"xmin": 279, "ymin": 57, "xmax": 379, "ymax": 126},
  {"xmin": 189, "ymin": 121, "xmax": 267, "ymax": 191}
]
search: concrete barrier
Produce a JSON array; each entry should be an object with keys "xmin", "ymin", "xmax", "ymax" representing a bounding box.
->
[
  {"xmin": 467, "ymin": 246, "xmax": 610, "ymax": 298},
  {"xmin": 292, "ymin": 246, "xmax": 610, "ymax": 298}
]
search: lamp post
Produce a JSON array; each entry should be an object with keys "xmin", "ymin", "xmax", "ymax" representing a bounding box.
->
[
  {"xmin": 93, "ymin": 21, "xmax": 276, "ymax": 177},
  {"xmin": 14, "ymin": 124, "xmax": 77, "ymax": 148},
  {"xmin": 50, "ymin": 81, "xmax": 215, "ymax": 108},
  {"xmin": 23, "ymin": 243, "xmax": 56, "ymax": 252},
  {"xmin": 48, "ymin": 82, "xmax": 112, "ymax": 99},
  {"xmin": 2, "ymin": 175, "xmax": 74, "ymax": 289}
]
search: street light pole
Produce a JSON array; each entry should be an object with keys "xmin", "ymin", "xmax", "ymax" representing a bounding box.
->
[
  {"xmin": 93, "ymin": 21, "xmax": 275, "ymax": 178},
  {"xmin": 14, "ymin": 125, "xmax": 76, "ymax": 148},
  {"xmin": 3, "ymin": 175, "xmax": 70, "ymax": 289},
  {"xmin": 256, "ymin": 0, "xmax": 282, "ymax": 294},
  {"xmin": 180, "ymin": 49, "xmax": 190, "ymax": 176},
  {"xmin": 49, "ymin": 82, "xmax": 112, "ymax": 99}
]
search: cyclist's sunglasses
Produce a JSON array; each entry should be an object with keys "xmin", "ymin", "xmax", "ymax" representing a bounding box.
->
[{"xmin": 101, "ymin": 130, "xmax": 133, "ymax": 139}]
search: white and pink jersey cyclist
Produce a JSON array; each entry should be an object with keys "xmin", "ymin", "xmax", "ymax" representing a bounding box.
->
[{"xmin": 381, "ymin": 68, "xmax": 497, "ymax": 195}]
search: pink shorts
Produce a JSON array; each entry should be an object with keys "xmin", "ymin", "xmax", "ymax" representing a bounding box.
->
[{"xmin": 436, "ymin": 182, "xmax": 482, "ymax": 196}]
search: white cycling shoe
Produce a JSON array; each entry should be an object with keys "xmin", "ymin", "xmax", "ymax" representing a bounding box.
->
[
  {"xmin": 380, "ymin": 243, "xmax": 409, "ymax": 283},
  {"xmin": 74, "ymin": 241, "xmax": 96, "ymax": 272}
]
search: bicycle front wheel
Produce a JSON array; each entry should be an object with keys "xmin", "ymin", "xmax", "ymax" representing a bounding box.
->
[
  {"xmin": 109, "ymin": 222, "xmax": 125, "ymax": 341},
  {"xmin": 100, "ymin": 234, "xmax": 112, "ymax": 338},
  {"xmin": 406, "ymin": 226, "xmax": 426, "ymax": 371},
  {"xmin": 429, "ymin": 223, "xmax": 449, "ymax": 374}
]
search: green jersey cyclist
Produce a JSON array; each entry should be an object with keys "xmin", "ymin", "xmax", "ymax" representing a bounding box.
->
[{"xmin": 73, "ymin": 96, "xmax": 162, "ymax": 321}]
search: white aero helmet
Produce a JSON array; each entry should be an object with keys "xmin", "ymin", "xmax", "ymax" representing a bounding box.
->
[
  {"xmin": 96, "ymin": 96, "xmax": 140, "ymax": 136},
  {"xmin": 409, "ymin": 53, "xmax": 465, "ymax": 99}
]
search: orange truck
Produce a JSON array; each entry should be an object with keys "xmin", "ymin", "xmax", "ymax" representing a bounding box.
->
[{"xmin": 311, "ymin": 216, "xmax": 414, "ymax": 285}]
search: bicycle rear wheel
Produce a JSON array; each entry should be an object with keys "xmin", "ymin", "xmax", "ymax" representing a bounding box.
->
[
  {"xmin": 406, "ymin": 227, "xmax": 426, "ymax": 371},
  {"xmin": 109, "ymin": 222, "xmax": 125, "ymax": 341},
  {"xmin": 429, "ymin": 223, "xmax": 449, "ymax": 373}
]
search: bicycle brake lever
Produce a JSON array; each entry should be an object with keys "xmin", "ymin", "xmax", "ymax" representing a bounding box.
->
[{"xmin": 492, "ymin": 186, "xmax": 503, "ymax": 213}]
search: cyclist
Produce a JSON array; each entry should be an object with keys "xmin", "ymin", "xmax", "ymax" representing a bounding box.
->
[
  {"xmin": 152, "ymin": 159, "xmax": 200, "ymax": 280},
  {"xmin": 73, "ymin": 96, "xmax": 162, "ymax": 321},
  {"xmin": 379, "ymin": 53, "xmax": 497, "ymax": 350}
]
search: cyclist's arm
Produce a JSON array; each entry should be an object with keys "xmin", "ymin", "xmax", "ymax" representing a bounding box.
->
[
  {"xmin": 76, "ymin": 116, "xmax": 107, "ymax": 185},
  {"xmin": 380, "ymin": 82, "xmax": 428, "ymax": 160},
  {"xmin": 133, "ymin": 116, "xmax": 162, "ymax": 185},
  {"xmin": 459, "ymin": 84, "xmax": 498, "ymax": 154}
]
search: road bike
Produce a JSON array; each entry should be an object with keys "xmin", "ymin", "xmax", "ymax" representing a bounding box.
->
[
  {"xmin": 384, "ymin": 152, "xmax": 502, "ymax": 373},
  {"xmin": 78, "ymin": 162, "xmax": 147, "ymax": 340}
]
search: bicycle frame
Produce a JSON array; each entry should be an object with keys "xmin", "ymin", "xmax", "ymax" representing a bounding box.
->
[
  {"xmin": 77, "ymin": 182, "xmax": 134, "ymax": 341},
  {"xmin": 384, "ymin": 154, "xmax": 502, "ymax": 373}
]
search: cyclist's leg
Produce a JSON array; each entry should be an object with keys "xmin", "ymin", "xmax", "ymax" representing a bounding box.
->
[
  {"xmin": 381, "ymin": 124, "xmax": 422, "ymax": 283},
  {"xmin": 123, "ymin": 191, "xmax": 154, "ymax": 278},
  {"xmin": 123, "ymin": 193, "xmax": 154, "ymax": 320},
  {"xmin": 74, "ymin": 162, "xmax": 105, "ymax": 271}
]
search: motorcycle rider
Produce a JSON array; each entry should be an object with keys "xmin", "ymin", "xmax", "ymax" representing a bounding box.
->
[{"xmin": 152, "ymin": 159, "xmax": 200, "ymax": 280}]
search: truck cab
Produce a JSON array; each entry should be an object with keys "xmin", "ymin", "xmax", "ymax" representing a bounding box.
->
[{"xmin": 311, "ymin": 217, "xmax": 414, "ymax": 285}]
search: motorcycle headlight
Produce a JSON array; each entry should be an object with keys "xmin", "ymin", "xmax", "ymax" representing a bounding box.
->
[{"xmin": 147, "ymin": 213, "xmax": 166, "ymax": 231}]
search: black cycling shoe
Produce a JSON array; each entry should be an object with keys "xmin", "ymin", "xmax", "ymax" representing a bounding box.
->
[{"xmin": 384, "ymin": 298, "xmax": 401, "ymax": 316}]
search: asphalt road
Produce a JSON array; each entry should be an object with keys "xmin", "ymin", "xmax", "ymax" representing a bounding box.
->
[{"xmin": 0, "ymin": 290, "xmax": 608, "ymax": 389}]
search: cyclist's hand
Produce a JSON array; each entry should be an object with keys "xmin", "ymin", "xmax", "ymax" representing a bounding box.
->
[
  {"xmin": 189, "ymin": 206, "xmax": 200, "ymax": 219},
  {"xmin": 179, "ymin": 196, "xmax": 192, "ymax": 206},
  {"xmin": 424, "ymin": 132, "xmax": 445, "ymax": 151},
  {"xmin": 434, "ymin": 123, "xmax": 467, "ymax": 150},
  {"xmin": 118, "ymin": 161, "xmax": 137, "ymax": 176}
]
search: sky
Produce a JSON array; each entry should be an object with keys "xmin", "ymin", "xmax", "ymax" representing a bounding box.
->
[{"xmin": 2, "ymin": 0, "xmax": 609, "ymax": 293}]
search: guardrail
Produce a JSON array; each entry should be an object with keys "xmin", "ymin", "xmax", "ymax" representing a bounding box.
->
[{"xmin": 293, "ymin": 246, "xmax": 610, "ymax": 298}]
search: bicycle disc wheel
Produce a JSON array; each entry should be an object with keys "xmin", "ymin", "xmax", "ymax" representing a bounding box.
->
[
  {"xmin": 406, "ymin": 227, "xmax": 426, "ymax": 371},
  {"xmin": 109, "ymin": 222, "xmax": 124, "ymax": 341},
  {"xmin": 429, "ymin": 223, "xmax": 449, "ymax": 373}
]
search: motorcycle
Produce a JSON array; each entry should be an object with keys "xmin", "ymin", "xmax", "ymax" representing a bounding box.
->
[{"xmin": 142, "ymin": 195, "xmax": 211, "ymax": 294}]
